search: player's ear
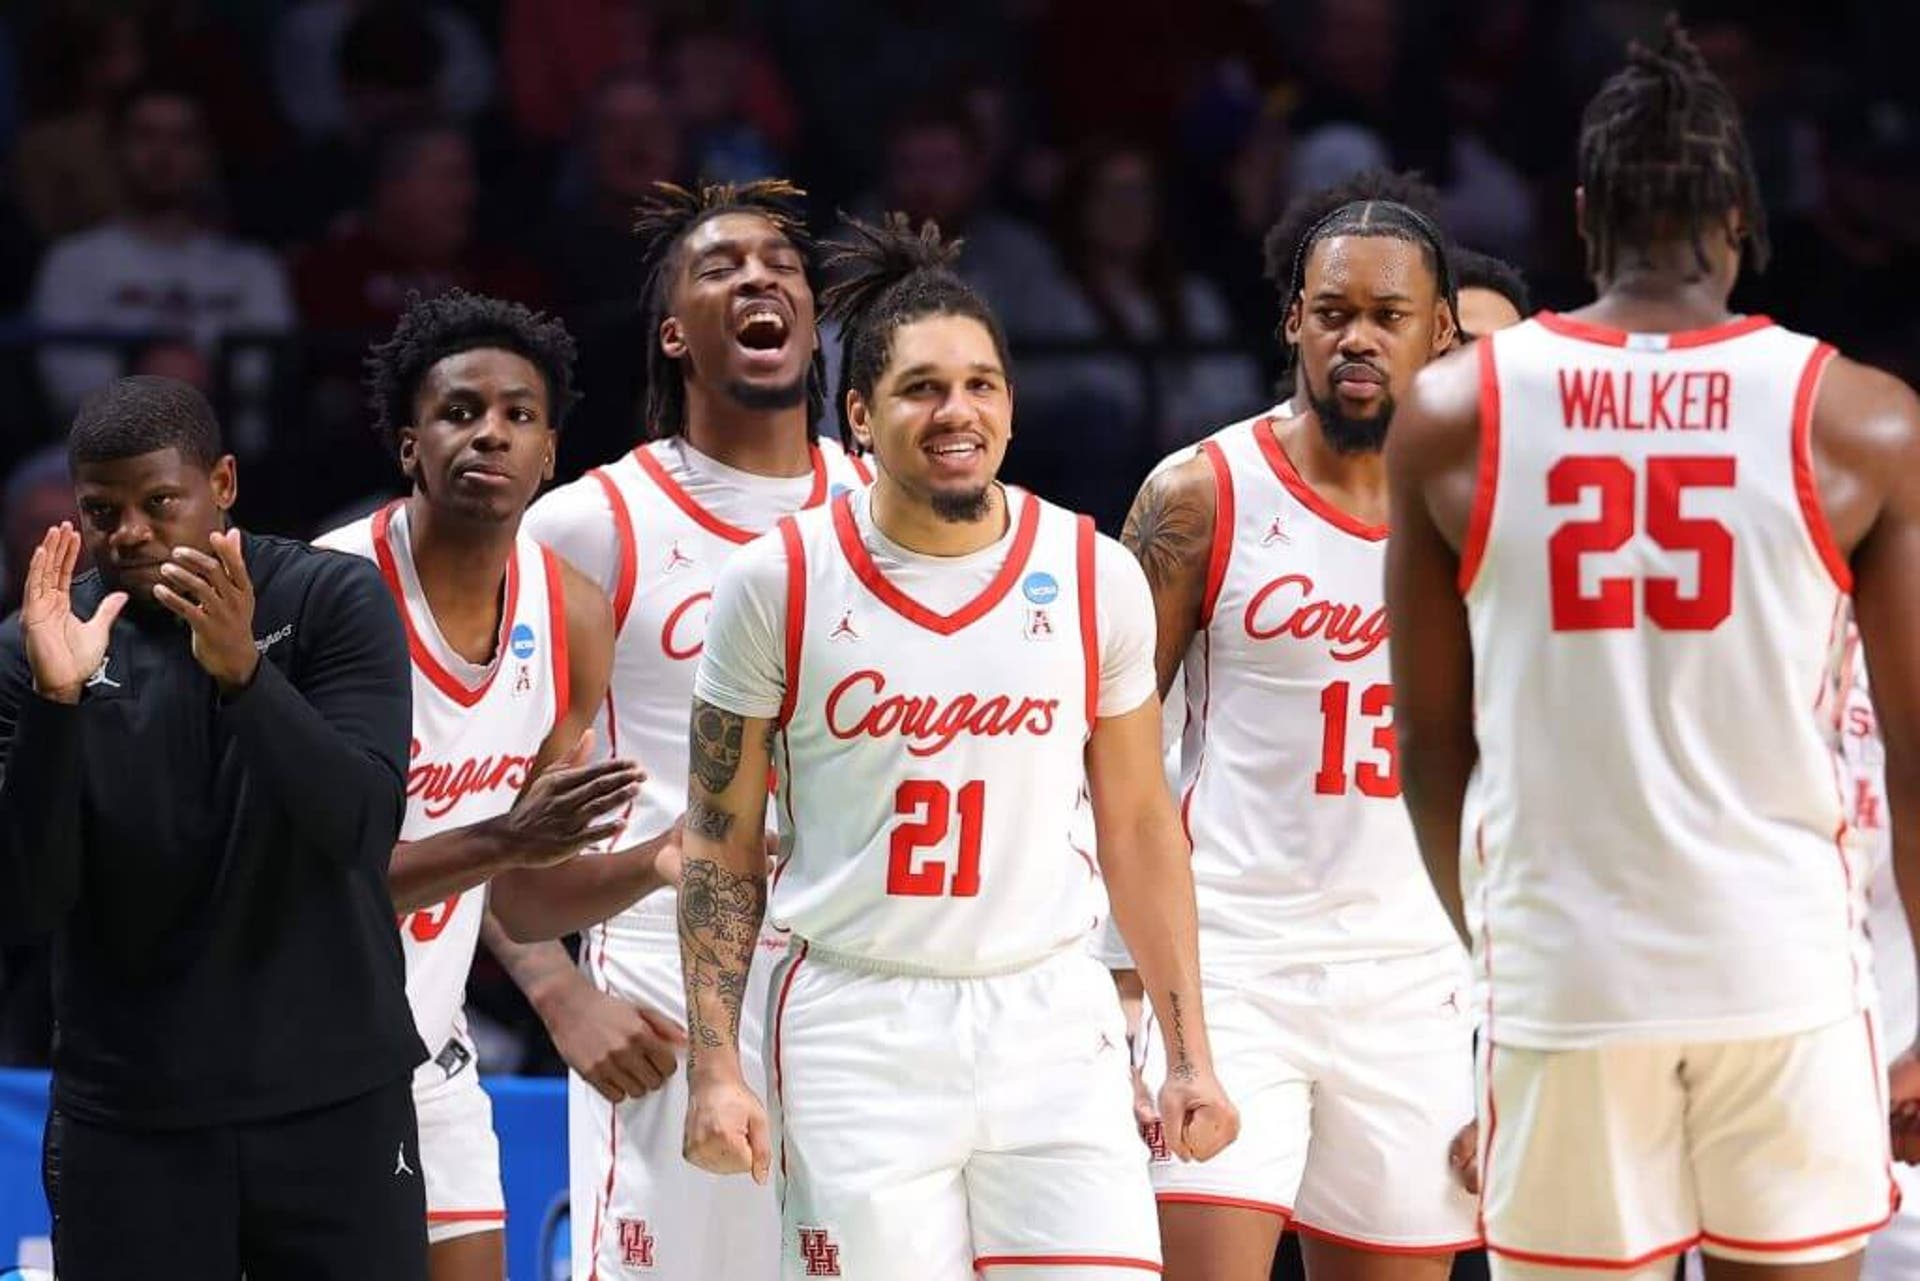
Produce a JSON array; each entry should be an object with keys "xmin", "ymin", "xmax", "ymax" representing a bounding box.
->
[
  {"xmin": 208, "ymin": 455, "xmax": 238, "ymax": 512},
  {"xmin": 397, "ymin": 427, "xmax": 420, "ymax": 484},
  {"xmin": 1432, "ymin": 298, "xmax": 1458, "ymax": 357},
  {"xmin": 846, "ymin": 390, "xmax": 871, "ymax": 445},
  {"xmin": 1283, "ymin": 294, "xmax": 1303, "ymax": 347},
  {"xmin": 659, "ymin": 315, "xmax": 688, "ymax": 360}
]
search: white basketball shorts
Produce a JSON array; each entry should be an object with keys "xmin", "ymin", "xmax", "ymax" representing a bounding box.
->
[
  {"xmin": 765, "ymin": 942, "xmax": 1160, "ymax": 1280},
  {"xmin": 415, "ymin": 1063, "xmax": 506, "ymax": 1245},
  {"xmin": 1142, "ymin": 948, "xmax": 1480, "ymax": 1253},
  {"xmin": 569, "ymin": 932, "xmax": 785, "ymax": 1281},
  {"xmin": 1481, "ymin": 1012, "xmax": 1899, "ymax": 1272}
]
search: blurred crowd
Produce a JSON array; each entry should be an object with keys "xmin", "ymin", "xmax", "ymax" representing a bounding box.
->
[{"xmin": 0, "ymin": 0, "xmax": 1917, "ymax": 1068}]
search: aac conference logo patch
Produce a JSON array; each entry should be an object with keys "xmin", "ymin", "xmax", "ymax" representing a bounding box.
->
[
  {"xmin": 1022, "ymin": 572, "xmax": 1059, "ymax": 605},
  {"xmin": 509, "ymin": 623, "xmax": 537, "ymax": 661}
]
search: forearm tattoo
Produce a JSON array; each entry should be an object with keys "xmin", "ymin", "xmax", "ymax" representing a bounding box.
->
[
  {"xmin": 687, "ymin": 798, "xmax": 735, "ymax": 842},
  {"xmin": 1164, "ymin": 990, "xmax": 1197, "ymax": 1082},
  {"xmin": 690, "ymin": 698, "xmax": 746, "ymax": 796},
  {"xmin": 678, "ymin": 856, "xmax": 767, "ymax": 1053},
  {"xmin": 1120, "ymin": 472, "xmax": 1210, "ymax": 597}
]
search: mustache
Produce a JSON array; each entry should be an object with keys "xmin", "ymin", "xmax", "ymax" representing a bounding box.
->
[{"xmin": 1330, "ymin": 359, "xmax": 1387, "ymax": 382}]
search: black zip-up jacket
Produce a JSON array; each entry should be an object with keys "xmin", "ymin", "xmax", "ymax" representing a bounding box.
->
[{"xmin": 0, "ymin": 531, "xmax": 425, "ymax": 1128}]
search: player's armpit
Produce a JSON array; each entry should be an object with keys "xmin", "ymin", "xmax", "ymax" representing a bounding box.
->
[
  {"xmin": 531, "ymin": 558, "xmax": 617, "ymax": 777},
  {"xmin": 678, "ymin": 698, "xmax": 775, "ymax": 1079},
  {"xmin": 1120, "ymin": 457, "xmax": 1216, "ymax": 698}
]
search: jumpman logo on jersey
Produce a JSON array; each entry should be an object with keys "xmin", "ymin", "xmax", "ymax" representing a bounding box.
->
[
  {"xmin": 394, "ymin": 1143, "xmax": 414, "ymax": 1177},
  {"xmin": 85, "ymin": 656, "xmax": 120, "ymax": 689},
  {"xmin": 1260, "ymin": 514, "xmax": 1291, "ymax": 546},
  {"xmin": 1443, "ymin": 990, "xmax": 1461, "ymax": 1014},
  {"xmin": 828, "ymin": 610, "xmax": 860, "ymax": 643},
  {"xmin": 664, "ymin": 541, "xmax": 696, "ymax": 573}
]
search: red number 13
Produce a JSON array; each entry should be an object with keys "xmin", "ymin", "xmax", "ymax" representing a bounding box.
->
[{"xmin": 887, "ymin": 780, "xmax": 986, "ymax": 897}]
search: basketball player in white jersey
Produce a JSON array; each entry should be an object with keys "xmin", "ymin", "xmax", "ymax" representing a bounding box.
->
[
  {"xmin": 319, "ymin": 291, "xmax": 683, "ymax": 1281},
  {"xmin": 1116, "ymin": 197, "xmax": 1477, "ymax": 1281},
  {"xmin": 1385, "ymin": 19, "xmax": 1920, "ymax": 1280},
  {"xmin": 515, "ymin": 181, "xmax": 871, "ymax": 1281},
  {"xmin": 677, "ymin": 212, "xmax": 1236, "ymax": 1280}
]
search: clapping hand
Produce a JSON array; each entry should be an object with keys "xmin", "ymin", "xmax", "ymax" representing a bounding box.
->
[
  {"xmin": 21, "ymin": 524, "xmax": 124, "ymax": 704},
  {"xmin": 153, "ymin": 529, "xmax": 259, "ymax": 692}
]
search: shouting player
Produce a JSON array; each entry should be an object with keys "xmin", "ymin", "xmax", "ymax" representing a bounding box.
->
[
  {"xmin": 522, "ymin": 180, "xmax": 870, "ymax": 1280},
  {"xmin": 1120, "ymin": 198, "xmax": 1477, "ymax": 1281},
  {"xmin": 317, "ymin": 291, "xmax": 680, "ymax": 1281},
  {"xmin": 1386, "ymin": 19, "xmax": 1920, "ymax": 1279},
  {"xmin": 678, "ymin": 213, "xmax": 1236, "ymax": 1280}
]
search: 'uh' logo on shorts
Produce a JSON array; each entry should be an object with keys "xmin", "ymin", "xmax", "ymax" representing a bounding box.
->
[
  {"xmin": 798, "ymin": 1226, "xmax": 842, "ymax": 1276},
  {"xmin": 1141, "ymin": 1118, "xmax": 1171, "ymax": 1163}
]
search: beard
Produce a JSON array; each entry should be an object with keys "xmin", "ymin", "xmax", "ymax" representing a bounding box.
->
[
  {"xmin": 1305, "ymin": 378, "xmax": 1394, "ymax": 455},
  {"xmin": 930, "ymin": 486, "xmax": 994, "ymax": 523},
  {"xmin": 724, "ymin": 374, "xmax": 810, "ymax": 412}
]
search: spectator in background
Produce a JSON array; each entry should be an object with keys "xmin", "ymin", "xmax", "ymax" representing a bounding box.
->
[
  {"xmin": 1041, "ymin": 140, "xmax": 1262, "ymax": 527},
  {"xmin": 664, "ymin": 14, "xmax": 796, "ymax": 185},
  {"xmin": 1, "ymin": 446, "xmax": 79, "ymax": 618},
  {"xmin": 293, "ymin": 120, "xmax": 549, "ymax": 334},
  {"xmin": 502, "ymin": 0, "xmax": 656, "ymax": 146},
  {"xmin": 271, "ymin": 0, "xmax": 493, "ymax": 144},
  {"xmin": 29, "ymin": 83, "xmax": 293, "ymax": 434},
  {"xmin": 13, "ymin": 6, "xmax": 146, "ymax": 242},
  {"xmin": 872, "ymin": 97, "xmax": 1070, "ymax": 338}
]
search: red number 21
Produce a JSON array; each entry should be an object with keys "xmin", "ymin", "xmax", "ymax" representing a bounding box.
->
[
  {"xmin": 887, "ymin": 780, "xmax": 986, "ymax": 897},
  {"xmin": 1548, "ymin": 455, "xmax": 1736, "ymax": 632}
]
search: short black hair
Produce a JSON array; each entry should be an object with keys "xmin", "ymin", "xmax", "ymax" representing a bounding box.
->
[
  {"xmin": 631, "ymin": 179, "xmax": 824, "ymax": 440},
  {"xmin": 820, "ymin": 212, "xmax": 1011, "ymax": 441},
  {"xmin": 364, "ymin": 289, "xmax": 580, "ymax": 456},
  {"xmin": 1262, "ymin": 169, "xmax": 1443, "ymax": 300},
  {"xmin": 1577, "ymin": 14, "xmax": 1769, "ymax": 282},
  {"xmin": 69, "ymin": 376, "xmax": 224, "ymax": 470},
  {"xmin": 1453, "ymin": 247, "xmax": 1532, "ymax": 318}
]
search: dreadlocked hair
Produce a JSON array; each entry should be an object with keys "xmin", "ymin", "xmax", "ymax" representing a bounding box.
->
[
  {"xmin": 820, "ymin": 212, "xmax": 1011, "ymax": 441},
  {"xmin": 1262, "ymin": 168, "xmax": 1443, "ymax": 297},
  {"xmin": 631, "ymin": 178, "xmax": 825, "ymax": 440},
  {"xmin": 1577, "ymin": 13, "xmax": 1769, "ymax": 282},
  {"xmin": 1276, "ymin": 198, "xmax": 1456, "ymax": 388},
  {"xmin": 365, "ymin": 289, "xmax": 579, "ymax": 457}
]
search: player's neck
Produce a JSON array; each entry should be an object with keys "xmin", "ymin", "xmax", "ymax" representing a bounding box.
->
[
  {"xmin": 404, "ymin": 493, "xmax": 518, "ymax": 664},
  {"xmin": 1283, "ymin": 413, "xmax": 1389, "ymax": 527},
  {"xmin": 870, "ymin": 478, "xmax": 1009, "ymax": 558},
  {"xmin": 680, "ymin": 392, "xmax": 814, "ymax": 478},
  {"xmin": 1581, "ymin": 248, "xmax": 1739, "ymax": 334}
]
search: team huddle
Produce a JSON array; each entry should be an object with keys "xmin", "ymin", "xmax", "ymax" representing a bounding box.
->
[{"xmin": 13, "ymin": 18, "xmax": 1920, "ymax": 1281}]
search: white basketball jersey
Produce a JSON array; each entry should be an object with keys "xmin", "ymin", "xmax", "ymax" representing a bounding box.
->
[
  {"xmin": 772, "ymin": 489, "xmax": 1101, "ymax": 974},
  {"xmin": 584, "ymin": 437, "xmax": 870, "ymax": 950},
  {"xmin": 1463, "ymin": 313, "xmax": 1864, "ymax": 1048},
  {"xmin": 318, "ymin": 503, "xmax": 568, "ymax": 1074},
  {"xmin": 1180, "ymin": 415, "xmax": 1458, "ymax": 975},
  {"xmin": 1843, "ymin": 632, "xmax": 1914, "ymax": 1047}
]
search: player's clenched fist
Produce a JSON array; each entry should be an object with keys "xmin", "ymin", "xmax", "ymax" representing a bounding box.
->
[
  {"xmin": 684, "ymin": 1072, "xmax": 773, "ymax": 1184},
  {"xmin": 1156, "ymin": 1070, "xmax": 1240, "ymax": 1162}
]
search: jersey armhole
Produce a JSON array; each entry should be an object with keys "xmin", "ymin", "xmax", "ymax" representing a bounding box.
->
[
  {"xmin": 1791, "ymin": 342, "xmax": 1852, "ymax": 594},
  {"xmin": 1076, "ymin": 515, "xmax": 1099, "ymax": 731},
  {"xmin": 776, "ymin": 517, "xmax": 807, "ymax": 728},
  {"xmin": 1457, "ymin": 335, "xmax": 1503, "ymax": 595},
  {"xmin": 588, "ymin": 468, "xmax": 638, "ymax": 632},
  {"xmin": 1196, "ymin": 440, "xmax": 1234, "ymax": 627},
  {"xmin": 540, "ymin": 545, "xmax": 572, "ymax": 727}
]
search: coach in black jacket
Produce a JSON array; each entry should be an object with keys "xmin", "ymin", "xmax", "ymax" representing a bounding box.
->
[{"xmin": 0, "ymin": 377, "xmax": 427, "ymax": 1279}]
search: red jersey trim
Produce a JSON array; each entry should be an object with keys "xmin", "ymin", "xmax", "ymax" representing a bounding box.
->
[
  {"xmin": 634, "ymin": 442, "xmax": 828, "ymax": 545},
  {"xmin": 540, "ymin": 546, "xmax": 572, "ymax": 728},
  {"xmin": 830, "ymin": 489, "xmax": 1042, "ymax": 635},
  {"xmin": 426, "ymin": 1210, "xmax": 506, "ymax": 1224},
  {"xmin": 1534, "ymin": 311, "xmax": 1774, "ymax": 349},
  {"xmin": 771, "ymin": 941, "xmax": 809, "ymax": 1187},
  {"xmin": 588, "ymin": 467, "xmax": 638, "ymax": 633},
  {"xmin": 1458, "ymin": 335, "xmax": 1503, "ymax": 594},
  {"xmin": 848, "ymin": 452, "xmax": 874, "ymax": 485},
  {"xmin": 1254, "ymin": 419, "xmax": 1388, "ymax": 542},
  {"xmin": 776, "ymin": 517, "xmax": 807, "ymax": 728},
  {"xmin": 974, "ymin": 1255, "xmax": 1161, "ymax": 1274},
  {"xmin": 1791, "ymin": 343, "xmax": 1851, "ymax": 593},
  {"xmin": 1196, "ymin": 441, "xmax": 1234, "ymax": 627},
  {"xmin": 371, "ymin": 502, "xmax": 520, "ymax": 708},
  {"xmin": 1076, "ymin": 515, "xmax": 1099, "ymax": 730}
]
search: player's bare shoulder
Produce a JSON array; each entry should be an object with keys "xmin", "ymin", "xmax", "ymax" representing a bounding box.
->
[
  {"xmin": 1121, "ymin": 448, "xmax": 1217, "ymax": 597},
  {"xmin": 1808, "ymin": 350, "xmax": 1920, "ymax": 551},
  {"xmin": 1387, "ymin": 338, "xmax": 1488, "ymax": 547}
]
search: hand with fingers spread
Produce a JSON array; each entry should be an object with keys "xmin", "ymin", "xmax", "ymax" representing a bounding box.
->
[
  {"xmin": 684, "ymin": 1070, "xmax": 772, "ymax": 1184},
  {"xmin": 21, "ymin": 523, "xmax": 126, "ymax": 703},
  {"xmin": 541, "ymin": 981, "xmax": 688, "ymax": 1104},
  {"xmin": 152, "ymin": 529, "xmax": 259, "ymax": 691},
  {"xmin": 500, "ymin": 728, "xmax": 646, "ymax": 868}
]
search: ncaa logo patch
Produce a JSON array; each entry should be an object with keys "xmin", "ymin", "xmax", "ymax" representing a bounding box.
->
[
  {"xmin": 509, "ymin": 622, "xmax": 537, "ymax": 660},
  {"xmin": 829, "ymin": 482, "xmax": 852, "ymax": 498},
  {"xmin": 1022, "ymin": 571, "xmax": 1059, "ymax": 605}
]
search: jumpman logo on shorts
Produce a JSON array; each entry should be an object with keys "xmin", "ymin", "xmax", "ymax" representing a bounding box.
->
[{"xmin": 394, "ymin": 1143, "xmax": 413, "ymax": 1177}]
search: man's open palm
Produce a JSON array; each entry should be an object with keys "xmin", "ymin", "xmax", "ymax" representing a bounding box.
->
[{"xmin": 21, "ymin": 524, "xmax": 123, "ymax": 700}]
